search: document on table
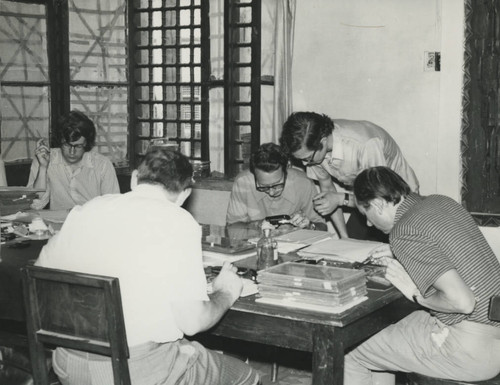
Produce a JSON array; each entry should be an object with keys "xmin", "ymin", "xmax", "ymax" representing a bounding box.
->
[
  {"xmin": 297, "ymin": 238, "xmax": 385, "ymax": 263},
  {"xmin": 202, "ymin": 249, "xmax": 256, "ymax": 267},
  {"xmin": 248, "ymin": 229, "xmax": 334, "ymax": 254}
]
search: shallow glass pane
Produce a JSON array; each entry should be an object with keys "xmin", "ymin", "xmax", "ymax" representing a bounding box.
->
[
  {"xmin": 180, "ymin": 48, "xmax": 191, "ymax": 64},
  {"xmin": 152, "ymin": 85, "xmax": 163, "ymax": 100},
  {"xmin": 193, "ymin": 67, "xmax": 201, "ymax": 82},
  {"xmin": 152, "ymin": 30, "xmax": 162, "ymax": 45},
  {"xmin": 193, "ymin": 28, "xmax": 201, "ymax": 44},
  {"xmin": 153, "ymin": 122, "xmax": 163, "ymax": 137},
  {"xmin": 194, "ymin": 141, "xmax": 201, "ymax": 157},
  {"xmin": 136, "ymin": 103, "xmax": 150, "ymax": 119},
  {"xmin": 180, "ymin": 10, "xmax": 191, "ymax": 26},
  {"xmin": 152, "ymin": 67, "xmax": 163, "ymax": 82},
  {"xmin": 180, "ymin": 67, "xmax": 191, "ymax": 82},
  {"xmin": 136, "ymin": 31, "xmax": 149, "ymax": 46},
  {"xmin": 153, "ymin": 103, "xmax": 163, "ymax": 119},
  {"xmin": 180, "ymin": 105, "xmax": 192, "ymax": 120},
  {"xmin": 0, "ymin": 86, "xmax": 50, "ymax": 161},
  {"xmin": 0, "ymin": 2, "xmax": 48, "ymax": 82},
  {"xmin": 166, "ymin": 49, "xmax": 177, "ymax": 64},
  {"xmin": 165, "ymin": 68, "xmax": 176, "ymax": 83},
  {"xmin": 181, "ymin": 123, "xmax": 191, "ymax": 138},
  {"xmin": 180, "ymin": 141, "xmax": 191, "ymax": 156},
  {"xmin": 137, "ymin": 122, "xmax": 150, "ymax": 137},
  {"xmin": 165, "ymin": 10, "xmax": 176, "ymax": 26},
  {"xmin": 166, "ymin": 86, "xmax": 177, "ymax": 101},
  {"xmin": 180, "ymin": 28, "xmax": 190, "ymax": 44},
  {"xmin": 164, "ymin": 29, "xmax": 176, "ymax": 45},
  {"xmin": 166, "ymin": 104, "xmax": 177, "ymax": 119},
  {"xmin": 193, "ymin": 47, "xmax": 201, "ymax": 64},
  {"xmin": 194, "ymin": 123, "xmax": 201, "ymax": 139},
  {"xmin": 70, "ymin": 0, "xmax": 127, "ymax": 82},
  {"xmin": 135, "ymin": 68, "xmax": 149, "ymax": 82},
  {"xmin": 136, "ymin": 86, "xmax": 150, "ymax": 101},
  {"xmin": 136, "ymin": 49, "xmax": 150, "ymax": 65},
  {"xmin": 152, "ymin": 48, "xmax": 163, "ymax": 65},
  {"xmin": 166, "ymin": 122, "xmax": 177, "ymax": 137},
  {"xmin": 152, "ymin": 11, "xmax": 162, "ymax": 27}
]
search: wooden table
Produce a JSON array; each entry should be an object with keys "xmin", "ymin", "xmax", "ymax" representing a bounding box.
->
[
  {"xmin": 0, "ymin": 239, "xmax": 416, "ymax": 385},
  {"xmin": 210, "ymin": 282, "xmax": 413, "ymax": 385}
]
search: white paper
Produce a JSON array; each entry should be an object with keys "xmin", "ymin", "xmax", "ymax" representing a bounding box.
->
[{"xmin": 297, "ymin": 238, "xmax": 385, "ymax": 263}]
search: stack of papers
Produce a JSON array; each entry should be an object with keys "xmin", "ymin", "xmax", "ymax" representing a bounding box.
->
[
  {"xmin": 248, "ymin": 229, "xmax": 333, "ymax": 254},
  {"xmin": 297, "ymin": 238, "xmax": 385, "ymax": 263}
]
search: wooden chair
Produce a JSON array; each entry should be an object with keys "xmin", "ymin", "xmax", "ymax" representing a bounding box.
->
[
  {"xmin": 406, "ymin": 296, "xmax": 500, "ymax": 385},
  {"xmin": 21, "ymin": 265, "xmax": 131, "ymax": 385}
]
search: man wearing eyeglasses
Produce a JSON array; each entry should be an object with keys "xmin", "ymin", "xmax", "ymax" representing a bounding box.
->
[
  {"xmin": 280, "ymin": 112, "xmax": 419, "ymax": 240},
  {"xmin": 27, "ymin": 110, "xmax": 120, "ymax": 210},
  {"xmin": 226, "ymin": 142, "xmax": 327, "ymax": 231}
]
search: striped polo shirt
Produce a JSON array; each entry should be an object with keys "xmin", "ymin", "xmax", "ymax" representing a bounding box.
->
[{"xmin": 390, "ymin": 193, "xmax": 500, "ymax": 326}]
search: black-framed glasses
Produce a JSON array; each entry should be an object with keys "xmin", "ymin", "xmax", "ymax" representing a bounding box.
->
[
  {"xmin": 255, "ymin": 173, "xmax": 287, "ymax": 197},
  {"xmin": 62, "ymin": 142, "xmax": 86, "ymax": 151},
  {"xmin": 302, "ymin": 148, "xmax": 318, "ymax": 166}
]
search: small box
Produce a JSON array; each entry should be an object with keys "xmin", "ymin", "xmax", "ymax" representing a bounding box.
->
[{"xmin": 258, "ymin": 262, "xmax": 366, "ymax": 294}]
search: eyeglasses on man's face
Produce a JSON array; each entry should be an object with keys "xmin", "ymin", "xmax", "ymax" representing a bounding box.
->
[
  {"xmin": 61, "ymin": 142, "xmax": 86, "ymax": 151},
  {"xmin": 301, "ymin": 148, "xmax": 318, "ymax": 166},
  {"xmin": 255, "ymin": 173, "xmax": 287, "ymax": 197}
]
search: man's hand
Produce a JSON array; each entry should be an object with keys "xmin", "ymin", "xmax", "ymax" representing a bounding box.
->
[
  {"xmin": 35, "ymin": 139, "xmax": 50, "ymax": 168},
  {"xmin": 212, "ymin": 261, "xmax": 243, "ymax": 304},
  {"xmin": 313, "ymin": 191, "xmax": 342, "ymax": 216},
  {"xmin": 380, "ymin": 257, "xmax": 420, "ymax": 301},
  {"xmin": 290, "ymin": 211, "xmax": 311, "ymax": 229}
]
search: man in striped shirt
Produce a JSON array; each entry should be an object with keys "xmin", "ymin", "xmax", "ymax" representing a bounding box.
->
[{"xmin": 345, "ymin": 166, "xmax": 500, "ymax": 385}]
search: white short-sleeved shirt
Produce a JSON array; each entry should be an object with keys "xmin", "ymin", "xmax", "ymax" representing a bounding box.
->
[
  {"xmin": 306, "ymin": 120, "xmax": 419, "ymax": 192},
  {"xmin": 36, "ymin": 184, "xmax": 208, "ymax": 346}
]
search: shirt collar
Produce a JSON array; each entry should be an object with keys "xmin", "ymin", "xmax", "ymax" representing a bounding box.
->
[
  {"xmin": 394, "ymin": 193, "xmax": 422, "ymax": 224},
  {"xmin": 132, "ymin": 183, "xmax": 172, "ymax": 202},
  {"xmin": 329, "ymin": 130, "xmax": 344, "ymax": 161}
]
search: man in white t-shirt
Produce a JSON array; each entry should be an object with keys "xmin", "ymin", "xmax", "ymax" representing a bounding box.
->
[{"xmin": 36, "ymin": 148, "xmax": 259, "ymax": 385}]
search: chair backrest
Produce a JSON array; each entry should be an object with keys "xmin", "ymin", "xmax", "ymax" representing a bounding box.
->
[{"xmin": 21, "ymin": 265, "xmax": 131, "ymax": 385}]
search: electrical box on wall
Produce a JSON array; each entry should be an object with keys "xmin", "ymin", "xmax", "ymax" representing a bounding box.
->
[{"xmin": 424, "ymin": 51, "xmax": 441, "ymax": 72}]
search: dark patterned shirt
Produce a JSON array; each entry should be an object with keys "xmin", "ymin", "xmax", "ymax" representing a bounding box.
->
[{"xmin": 390, "ymin": 193, "xmax": 500, "ymax": 326}]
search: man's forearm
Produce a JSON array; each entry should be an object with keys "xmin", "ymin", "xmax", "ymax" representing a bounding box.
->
[
  {"xmin": 330, "ymin": 209, "xmax": 348, "ymax": 238},
  {"xmin": 33, "ymin": 166, "xmax": 47, "ymax": 189}
]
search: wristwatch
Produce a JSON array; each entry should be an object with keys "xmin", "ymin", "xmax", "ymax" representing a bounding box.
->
[{"xmin": 342, "ymin": 193, "xmax": 350, "ymax": 206}]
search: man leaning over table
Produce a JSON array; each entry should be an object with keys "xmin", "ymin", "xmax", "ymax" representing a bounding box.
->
[
  {"xmin": 35, "ymin": 148, "xmax": 259, "ymax": 385},
  {"xmin": 27, "ymin": 110, "xmax": 120, "ymax": 210},
  {"xmin": 226, "ymin": 142, "xmax": 327, "ymax": 231},
  {"xmin": 344, "ymin": 166, "xmax": 500, "ymax": 385},
  {"xmin": 279, "ymin": 112, "xmax": 419, "ymax": 241}
]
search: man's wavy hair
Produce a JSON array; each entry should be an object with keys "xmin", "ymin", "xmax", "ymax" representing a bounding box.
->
[
  {"xmin": 279, "ymin": 112, "xmax": 334, "ymax": 156},
  {"xmin": 53, "ymin": 110, "xmax": 96, "ymax": 152},
  {"xmin": 354, "ymin": 167, "xmax": 411, "ymax": 209},
  {"xmin": 249, "ymin": 143, "xmax": 289, "ymax": 174},
  {"xmin": 137, "ymin": 148, "xmax": 193, "ymax": 193}
]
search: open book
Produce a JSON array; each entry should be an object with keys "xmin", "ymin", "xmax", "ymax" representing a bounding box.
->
[{"xmin": 297, "ymin": 238, "xmax": 385, "ymax": 263}]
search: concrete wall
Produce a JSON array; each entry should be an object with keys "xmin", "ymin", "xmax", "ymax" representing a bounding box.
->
[{"xmin": 292, "ymin": 0, "xmax": 463, "ymax": 200}]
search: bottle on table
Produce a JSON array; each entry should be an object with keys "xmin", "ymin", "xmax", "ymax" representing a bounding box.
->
[{"xmin": 256, "ymin": 221, "xmax": 278, "ymax": 271}]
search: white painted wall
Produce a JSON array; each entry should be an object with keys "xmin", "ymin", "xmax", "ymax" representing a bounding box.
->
[{"xmin": 292, "ymin": 0, "xmax": 464, "ymax": 200}]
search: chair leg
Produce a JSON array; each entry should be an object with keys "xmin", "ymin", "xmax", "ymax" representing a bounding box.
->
[{"xmin": 271, "ymin": 362, "xmax": 278, "ymax": 383}]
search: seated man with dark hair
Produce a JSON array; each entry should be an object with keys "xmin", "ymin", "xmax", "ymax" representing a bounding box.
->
[
  {"xmin": 345, "ymin": 166, "xmax": 500, "ymax": 384},
  {"xmin": 226, "ymin": 142, "xmax": 327, "ymax": 231},
  {"xmin": 28, "ymin": 110, "xmax": 119, "ymax": 210},
  {"xmin": 35, "ymin": 148, "xmax": 259, "ymax": 385}
]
